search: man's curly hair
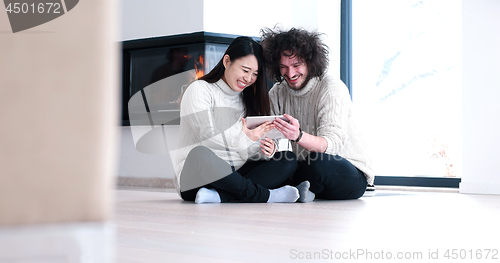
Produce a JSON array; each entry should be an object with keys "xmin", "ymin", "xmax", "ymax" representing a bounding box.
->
[{"xmin": 260, "ymin": 27, "xmax": 329, "ymax": 83}]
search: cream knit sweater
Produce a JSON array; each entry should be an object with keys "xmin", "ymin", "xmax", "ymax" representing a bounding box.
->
[
  {"xmin": 269, "ymin": 76, "xmax": 375, "ymax": 185},
  {"xmin": 173, "ymin": 79, "xmax": 266, "ymax": 194}
]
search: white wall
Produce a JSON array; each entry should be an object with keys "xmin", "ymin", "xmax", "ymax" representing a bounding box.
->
[
  {"xmin": 120, "ymin": 0, "xmax": 204, "ymax": 40},
  {"xmin": 118, "ymin": 0, "xmax": 341, "ymax": 179},
  {"xmin": 118, "ymin": 126, "xmax": 174, "ymax": 178},
  {"xmin": 203, "ymin": 0, "xmax": 317, "ymax": 36},
  {"xmin": 459, "ymin": 0, "xmax": 500, "ymax": 194},
  {"xmin": 318, "ymin": 0, "xmax": 341, "ymax": 79}
]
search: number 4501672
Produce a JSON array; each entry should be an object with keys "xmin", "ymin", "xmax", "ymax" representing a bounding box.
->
[
  {"xmin": 443, "ymin": 249, "xmax": 498, "ymax": 260},
  {"xmin": 5, "ymin": 3, "xmax": 62, "ymax": 14}
]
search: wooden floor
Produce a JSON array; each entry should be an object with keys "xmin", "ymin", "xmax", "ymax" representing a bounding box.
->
[{"xmin": 114, "ymin": 187, "xmax": 500, "ymax": 262}]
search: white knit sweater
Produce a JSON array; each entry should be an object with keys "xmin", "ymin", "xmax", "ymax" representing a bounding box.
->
[
  {"xmin": 269, "ymin": 76, "xmax": 375, "ymax": 185},
  {"xmin": 173, "ymin": 79, "xmax": 266, "ymax": 194}
]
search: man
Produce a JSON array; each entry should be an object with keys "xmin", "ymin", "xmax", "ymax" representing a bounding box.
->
[{"xmin": 260, "ymin": 27, "xmax": 374, "ymax": 202}]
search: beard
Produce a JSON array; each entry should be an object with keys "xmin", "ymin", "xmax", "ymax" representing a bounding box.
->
[{"xmin": 285, "ymin": 75, "xmax": 310, "ymax": 90}]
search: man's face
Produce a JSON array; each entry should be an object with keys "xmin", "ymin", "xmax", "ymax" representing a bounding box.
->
[{"xmin": 279, "ymin": 53, "xmax": 309, "ymax": 90}]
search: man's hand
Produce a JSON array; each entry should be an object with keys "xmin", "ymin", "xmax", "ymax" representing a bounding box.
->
[
  {"xmin": 273, "ymin": 114, "xmax": 327, "ymax": 152},
  {"xmin": 241, "ymin": 118, "xmax": 274, "ymax": 142},
  {"xmin": 273, "ymin": 114, "xmax": 301, "ymax": 141}
]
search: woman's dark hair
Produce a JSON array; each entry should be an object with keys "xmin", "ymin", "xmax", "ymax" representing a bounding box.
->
[
  {"xmin": 200, "ymin": 36, "xmax": 270, "ymax": 117},
  {"xmin": 260, "ymin": 27, "xmax": 329, "ymax": 83}
]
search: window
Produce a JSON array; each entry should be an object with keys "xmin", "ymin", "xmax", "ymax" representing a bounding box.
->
[{"xmin": 350, "ymin": 0, "xmax": 462, "ymax": 184}]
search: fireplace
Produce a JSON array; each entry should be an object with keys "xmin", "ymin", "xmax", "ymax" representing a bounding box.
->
[{"xmin": 121, "ymin": 31, "xmax": 254, "ymax": 126}]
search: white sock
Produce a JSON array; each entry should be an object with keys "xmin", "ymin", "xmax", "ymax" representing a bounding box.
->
[
  {"xmin": 296, "ymin": 181, "xmax": 315, "ymax": 203},
  {"xmin": 267, "ymin": 186, "xmax": 299, "ymax": 203},
  {"xmin": 195, "ymin": 188, "xmax": 221, "ymax": 204}
]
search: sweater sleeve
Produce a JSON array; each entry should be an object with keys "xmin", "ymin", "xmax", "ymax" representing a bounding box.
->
[
  {"xmin": 179, "ymin": 81, "xmax": 253, "ymax": 155},
  {"xmin": 316, "ymin": 79, "xmax": 352, "ymax": 155}
]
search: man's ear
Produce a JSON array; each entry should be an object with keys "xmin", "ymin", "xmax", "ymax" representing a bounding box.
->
[{"xmin": 222, "ymin": 54, "xmax": 230, "ymax": 69}]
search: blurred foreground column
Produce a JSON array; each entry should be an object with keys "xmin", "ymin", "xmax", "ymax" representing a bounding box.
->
[{"xmin": 0, "ymin": 0, "xmax": 119, "ymax": 262}]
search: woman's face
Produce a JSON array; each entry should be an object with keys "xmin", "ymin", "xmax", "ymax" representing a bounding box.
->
[{"xmin": 222, "ymin": 54, "xmax": 258, "ymax": 92}]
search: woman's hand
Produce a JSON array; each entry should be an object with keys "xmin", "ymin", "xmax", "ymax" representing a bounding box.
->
[
  {"xmin": 241, "ymin": 117, "xmax": 274, "ymax": 142},
  {"xmin": 273, "ymin": 114, "xmax": 301, "ymax": 141},
  {"xmin": 260, "ymin": 138, "xmax": 276, "ymax": 156}
]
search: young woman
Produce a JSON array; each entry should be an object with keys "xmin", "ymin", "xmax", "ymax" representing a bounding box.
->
[{"xmin": 173, "ymin": 36, "xmax": 308, "ymax": 204}]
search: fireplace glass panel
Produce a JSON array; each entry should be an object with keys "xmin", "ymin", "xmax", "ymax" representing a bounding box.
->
[{"xmin": 126, "ymin": 42, "xmax": 229, "ymax": 126}]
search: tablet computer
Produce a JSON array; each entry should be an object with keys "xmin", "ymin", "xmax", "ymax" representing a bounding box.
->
[{"xmin": 245, "ymin": 115, "xmax": 288, "ymax": 139}]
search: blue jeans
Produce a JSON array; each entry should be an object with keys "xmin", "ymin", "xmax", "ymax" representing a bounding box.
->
[
  {"xmin": 180, "ymin": 146, "xmax": 298, "ymax": 203},
  {"xmin": 291, "ymin": 152, "xmax": 367, "ymax": 200}
]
